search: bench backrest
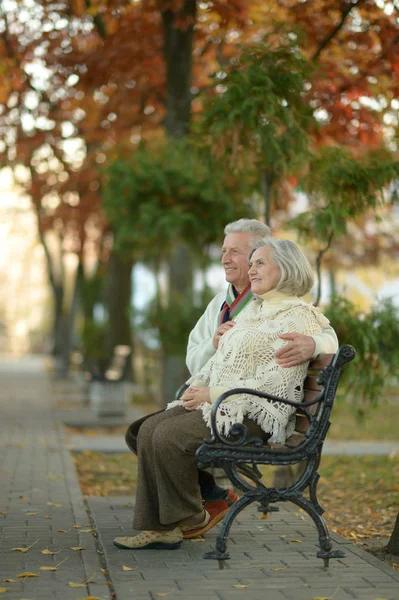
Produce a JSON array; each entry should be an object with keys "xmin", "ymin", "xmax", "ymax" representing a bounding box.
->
[{"xmin": 295, "ymin": 353, "xmax": 334, "ymax": 434}]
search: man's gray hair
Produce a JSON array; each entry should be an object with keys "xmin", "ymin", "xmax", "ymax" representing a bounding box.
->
[
  {"xmin": 224, "ymin": 219, "xmax": 271, "ymax": 247},
  {"xmin": 249, "ymin": 238, "xmax": 315, "ymax": 297}
]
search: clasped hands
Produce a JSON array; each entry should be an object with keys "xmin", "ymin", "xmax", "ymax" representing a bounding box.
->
[{"xmin": 181, "ymin": 386, "xmax": 210, "ymax": 410}]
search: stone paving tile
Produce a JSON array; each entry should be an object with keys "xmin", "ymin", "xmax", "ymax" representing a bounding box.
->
[{"xmin": 87, "ymin": 496, "xmax": 399, "ymax": 600}]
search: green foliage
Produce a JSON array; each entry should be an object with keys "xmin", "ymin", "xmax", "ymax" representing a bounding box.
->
[
  {"xmin": 81, "ymin": 319, "xmax": 108, "ymax": 361},
  {"xmin": 324, "ymin": 295, "xmax": 399, "ymax": 405},
  {"xmin": 142, "ymin": 287, "xmax": 214, "ymax": 355},
  {"xmin": 199, "ymin": 32, "xmax": 315, "ymax": 179},
  {"xmin": 102, "ymin": 138, "xmax": 252, "ymax": 260},
  {"xmin": 289, "ymin": 147, "xmax": 399, "ymax": 241}
]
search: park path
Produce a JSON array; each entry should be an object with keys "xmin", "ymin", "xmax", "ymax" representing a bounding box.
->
[
  {"xmin": 1, "ymin": 355, "xmax": 399, "ymax": 600},
  {"xmin": 0, "ymin": 356, "xmax": 109, "ymax": 599}
]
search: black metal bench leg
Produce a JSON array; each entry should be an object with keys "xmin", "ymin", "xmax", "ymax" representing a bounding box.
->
[
  {"xmin": 203, "ymin": 495, "xmax": 255, "ymax": 569},
  {"xmin": 291, "ymin": 496, "xmax": 345, "ymax": 567}
]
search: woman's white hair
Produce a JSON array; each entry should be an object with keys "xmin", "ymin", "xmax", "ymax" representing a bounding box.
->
[
  {"xmin": 249, "ymin": 238, "xmax": 315, "ymax": 297},
  {"xmin": 224, "ymin": 219, "xmax": 271, "ymax": 247}
]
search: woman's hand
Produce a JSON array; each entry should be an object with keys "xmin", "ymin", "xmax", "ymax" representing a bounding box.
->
[{"xmin": 181, "ymin": 386, "xmax": 211, "ymax": 411}]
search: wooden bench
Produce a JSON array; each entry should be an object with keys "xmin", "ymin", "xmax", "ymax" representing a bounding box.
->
[{"xmin": 196, "ymin": 344, "xmax": 356, "ymax": 568}]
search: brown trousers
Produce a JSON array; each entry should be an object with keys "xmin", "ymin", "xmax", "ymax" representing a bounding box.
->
[
  {"xmin": 131, "ymin": 406, "xmax": 269, "ymax": 531},
  {"xmin": 133, "ymin": 406, "xmax": 208, "ymax": 530}
]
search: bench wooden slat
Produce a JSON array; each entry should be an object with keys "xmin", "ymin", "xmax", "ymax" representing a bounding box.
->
[
  {"xmin": 308, "ymin": 353, "xmax": 334, "ymax": 371},
  {"xmin": 304, "ymin": 373, "xmax": 321, "ymax": 391}
]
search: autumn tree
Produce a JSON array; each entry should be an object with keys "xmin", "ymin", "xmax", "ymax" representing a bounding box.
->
[
  {"xmin": 102, "ymin": 137, "xmax": 253, "ymax": 401},
  {"xmin": 198, "ymin": 33, "xmax": 315, "ymax": 224}
]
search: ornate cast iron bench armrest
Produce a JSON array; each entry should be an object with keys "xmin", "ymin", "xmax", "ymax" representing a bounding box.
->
[{"xmin": 208, "ymin": 386, "xmax": 324, "ymax": 448}]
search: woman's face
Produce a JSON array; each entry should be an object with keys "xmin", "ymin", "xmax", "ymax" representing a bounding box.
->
[{"xmin": 248, "ymin": 246, "xmax": 281, "ymax": 295}]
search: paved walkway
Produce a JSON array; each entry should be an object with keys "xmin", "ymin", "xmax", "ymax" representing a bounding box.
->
[
  {"xmin": 65, "ymin": 434, "xmax": 399, "ymax": 456},
  {"xmin": 1, "ymin": 356, "xmax": 398, "ymax": 600}
]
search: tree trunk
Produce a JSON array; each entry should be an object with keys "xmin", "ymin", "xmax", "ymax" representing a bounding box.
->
[
  {"xmin": 160, "ymin": 0, "xmax": 196, "ymax": 402},
  {"xmin": 261, "ymin": 170, "xmax": 274, "ymax": 226},
  {"xmin": 52, "ymin": 284, "xmax": 65, "ymax": 357},
  {"xmin": 160, "ymin": 243, "xmax": 193, "ymax": 405},
  {"xmin": 162, "ymin": 0, "xmax": 196, "ymax": 139},
  {"xmin": 387, "ymin": 512, "xmax": 399, "ymax": 555},
  {"xmin": 59, "ymin": 259, "xmax": 84, "ymax": 377},
  {"xmin": 314, "ymin": 231, "xmax": 334, "ymax": 306},
  {"xmin": 329, "ymin": 268, "xmax": 337, "ymax": 297},
  {"xmin": 103, "ymin": 247, "xmax": 134, "ymax": 377},
  {"xmin": 272, "ymin": 462, "xmax": 307, "ymax": 489}
]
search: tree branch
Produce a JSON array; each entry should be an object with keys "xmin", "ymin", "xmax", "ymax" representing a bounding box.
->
[{"xmin": 312, "ymin": 0, "xmax": 366, "ymax": 62}]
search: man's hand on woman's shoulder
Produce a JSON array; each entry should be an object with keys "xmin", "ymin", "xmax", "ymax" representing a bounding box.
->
[{"xmin": 275, "ymin": 332, "xmax": 316, "ymax": 368}]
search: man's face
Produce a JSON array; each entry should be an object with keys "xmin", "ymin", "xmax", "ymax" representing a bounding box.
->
[{"xmin": 221, "ymin": 232, "xmax": 252, "ymax": 293}]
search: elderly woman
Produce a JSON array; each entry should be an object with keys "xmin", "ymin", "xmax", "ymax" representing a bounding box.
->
[{"xmin": 114, "ymin": 239, "xmax": 332, "ymax": 551}]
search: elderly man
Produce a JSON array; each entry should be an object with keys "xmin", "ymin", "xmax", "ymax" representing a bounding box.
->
[{"xmin": 184, "ymin": 218, "xmax": 338, "ymax": 537}]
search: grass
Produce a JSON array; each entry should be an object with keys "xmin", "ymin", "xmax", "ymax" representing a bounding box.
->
[{"xmin": 328, "ymin": 400, "xmax": 399, "ymax": 441}]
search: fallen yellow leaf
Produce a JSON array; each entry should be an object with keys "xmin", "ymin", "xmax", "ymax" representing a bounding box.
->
[
  {"xmin": 74, "ymin": 525, "xmax": 82, "ymax": 529},
  {"xmin": 25, "ymin": 512, "xmax": 37, "ymax": 516},
  {"xmin": 58, "ymin": 529, "xmax": 69, "ymax": 533},
  {"xmin": 40, "ymin": 566, "xmax": 57, "ymax": 571},
  {"xmin": 71, "ymin": 547, "xmax": 86, "ymax": 551},
  {"xmin": 80, "ymin": 529, "xmax": 93, "ymax": 533},
  {"xmin": 69, "ymin": 582, "xmax": 86, "ymax": 588},
  {"xmin": 289, "ymin": 539, "xmax": 303, "ymax": 544},
  {"xmin": 311, "ymin": 597, "xmax": 329, "ymax": 600},
  {"xmin": 189, "ymin": 538, "xmax": 205, "ymax": 542},
  {"xmin": 0, "ymin": 512, "xmax": 7, "ymax": 515},
  {"xmin": 41, "ymin": 549, "xmax": 59, "ymax": 555},
  {"xmin": 233, "ymin": 584, "xmax": 248, "ymax": 588},
  {"xmin": 47, "ymin": 502, "xmax": 63, "ymax": 507},
  {"xmin": 100, "ymin": 569, "xmax": 108, "ymax": 576},
  {"xmin": 271, "ymin": 567, "xmax": 286, "ymax": 571},
  {"xmin": 12, "ymin": 539, "xmax": 39, "ymax": 553},
  {"xmin": 16, "ymin": 572, "xmax": 39, "ymax": 578},
  {"xmin": 261, "ymin": 513, "xmax": 268, "ymax": 520},
  {"xmin": 44, "ymin": 515, "xmax": 52, "ymax": 519},
  {"xmin": 122, "ymin": 566, "xmax": 135, "ymax": 571},
  {"xmin": 2, "ymin": 580, "xmax": 16, "ymax": 583},
  {"xmin": 0, "ymin": 589, "xmax": 7, "ymax": 594}
]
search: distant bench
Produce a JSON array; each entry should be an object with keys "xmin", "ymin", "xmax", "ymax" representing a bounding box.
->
[
  {"xmin": 195, "ymin": 345, "xmax": 356, "ymax": 568},
  {"xmin": 88, "ymin": 345, "xmax": 132, "ymax": 418}
]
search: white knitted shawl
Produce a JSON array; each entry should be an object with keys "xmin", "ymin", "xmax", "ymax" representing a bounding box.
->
[{"xmin": 167, "ymin": 290, "xmax": 332, "ymax": 444}]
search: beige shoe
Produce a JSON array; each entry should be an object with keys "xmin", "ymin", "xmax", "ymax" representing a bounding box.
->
[
  {"xmin": 179, "ymin": 510, "xmax": 210, "ymax": 534},
  {"xmin": 114, "ymin": 527, "xmax": 183, "ymax": 550}
]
